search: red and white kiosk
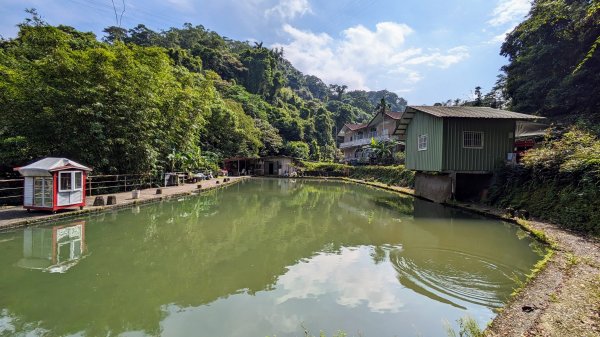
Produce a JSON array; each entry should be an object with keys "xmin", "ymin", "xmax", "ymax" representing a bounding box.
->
[{"xmin": 15, "ymin": 157, "xmax": 92, "ymax": 212}]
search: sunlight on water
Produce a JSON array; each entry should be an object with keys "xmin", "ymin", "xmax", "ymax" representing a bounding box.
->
[{"xmin": 0, "ymin": 179, "xmax": 544, "ymax": 336}]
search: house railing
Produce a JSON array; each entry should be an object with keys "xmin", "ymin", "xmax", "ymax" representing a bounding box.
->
[{"xmin": 339, "ymin": 134, "xmax": 391, "ymax": 149}]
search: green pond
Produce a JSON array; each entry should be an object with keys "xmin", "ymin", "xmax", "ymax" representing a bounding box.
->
[{"xmin": 0, "ymin": 178, "xmax": 544, "ymax": 337}]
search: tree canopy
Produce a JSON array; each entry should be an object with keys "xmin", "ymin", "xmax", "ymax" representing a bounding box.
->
[
  {"xmin": 0, "ymin": 12, "xmax": 408, "ymax": 174},
  {"xmin": 501, "ymin": 0, "xmax": 599, "ymax": 123}
]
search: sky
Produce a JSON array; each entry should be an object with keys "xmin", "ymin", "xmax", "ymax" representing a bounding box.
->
[{"xmin": 0, "ymin": 0, "xmax": 532, "ymax": 105}]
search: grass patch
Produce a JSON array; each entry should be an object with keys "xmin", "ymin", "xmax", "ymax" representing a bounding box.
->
[
  {"xmin": 445, "ymin": 316, "xmax": 484, "ymax": 337},
  {"xmin": 515, "ymin": 219, "xmax": 558, "ymax": 248},
  {"xmin": 515, "ymin": 249, "xmax": 555, "ymax": 297},
  {"xmin": 566, "ymin": 253, "xmax": 580, "ymax": 268}
]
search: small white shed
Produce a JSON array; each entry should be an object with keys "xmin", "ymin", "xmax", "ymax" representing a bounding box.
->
[{"xmin": 15, "ymin": 157, "xmax": 92, "ymax": 212}]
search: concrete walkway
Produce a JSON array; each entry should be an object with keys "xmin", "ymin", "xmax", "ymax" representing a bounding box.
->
[{"xmin": 0, "ymin": 177, "xmax": 245, "ymax": 231}]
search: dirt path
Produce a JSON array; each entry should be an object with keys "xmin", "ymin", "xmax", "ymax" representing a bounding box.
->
[
  {"xmin": 484, "ymin": 217, "xmax": 600, "ymax": 337},
  {"xmin": 341, "ymin": 178, "xmax": 600, "ymax": 336}
]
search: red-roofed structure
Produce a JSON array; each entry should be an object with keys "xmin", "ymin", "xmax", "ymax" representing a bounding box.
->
[
  {"xmin": 14, "ymin": 157, "xmax": 92, "ymax": 212},
  {"xmin": 337, "ymin": 110, "xmax": 404, "ymax": 164}
]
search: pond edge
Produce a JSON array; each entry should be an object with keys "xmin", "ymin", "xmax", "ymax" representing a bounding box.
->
[
  {"xmin": 0, "ymin": 177, "xmax": 248, "ymax": 232},
  {"xmin": 297, "ymin": 176, "xmax": 564, "ymax": 336}
]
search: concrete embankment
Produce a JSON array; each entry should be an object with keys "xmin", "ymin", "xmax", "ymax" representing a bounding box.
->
[
  {"xmin": 330, "ymin": 177, "xmax": 600, "ymax": 336},
  {"xmin": 0, "ymin": 177, "xmax": 246, "ymax": 231}
]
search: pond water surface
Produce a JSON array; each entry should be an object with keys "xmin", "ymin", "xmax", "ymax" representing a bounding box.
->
[{"xmin": 0, "ymin": 179, "xmax": 544, "ymax": 337}]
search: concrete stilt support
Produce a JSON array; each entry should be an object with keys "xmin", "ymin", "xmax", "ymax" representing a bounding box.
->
[{"xmin": 414, "ymin": 172, "xmax": 452, "ymax": 203}]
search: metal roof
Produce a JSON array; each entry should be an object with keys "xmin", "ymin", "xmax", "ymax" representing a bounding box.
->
[
  {"xmin": 16, "ymin": 157, "xmax": 92, "ymax": 177},
  {"xmin": 406, "ymin": 106, "xmax": 543, "ymax": 119},
  {"xmin": 385, "ymin": 112, "xmax": 403, "ymax": 120},
  {"xmin": 516, "ymin": 121, "xmax": 549, "ymax": 138},
  {"xmin": 345, "ymin": 123, "xmax": 368, "ymax": 131}
]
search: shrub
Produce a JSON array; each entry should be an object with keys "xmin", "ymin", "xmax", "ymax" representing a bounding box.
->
[
  {"xmin": 488, "ymin": 127, "xmax": 600, "ymax": 234},
  {"xmin": 298, "ymin": 161, "xmax": 350, "ymax": 176},
  {"xmin": 297, "ymin": 161, "xmax": 414, "ymax": 187},
  {"xmin": 285, "ymin": 141, "xmax": 310, "ymax": 160},
  {"xmin": 349, "ymin": 165, "xmax": 414, "ymax": 187}
]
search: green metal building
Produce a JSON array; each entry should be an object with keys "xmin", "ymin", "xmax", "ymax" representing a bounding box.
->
[
  {"xmin": 395, "ymin": 106, "xmax": 542, "ymax": 172},
  {"xmin": 394, "ymin": 106, "xmax": 543, "ymax": 202}
]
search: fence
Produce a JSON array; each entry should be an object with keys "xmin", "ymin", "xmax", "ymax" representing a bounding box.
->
[
  {"xmin": 0, "ymin": 173, "xmax": 165, "ymax": 206},
  {"xmin": 86, "ymin": 173, "xmax": 163, "ymax": 196},
  {"xmin": 0, "ymin": 179, "xmax": 25, "ymax": 206}
]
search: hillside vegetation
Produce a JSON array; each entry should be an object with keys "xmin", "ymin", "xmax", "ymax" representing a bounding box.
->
[
  {"xmin": 0, "ymin": 11, "xmax": 407, "ymax": 175},
  {"xmin": 488, "ymin": 127, "xmax": 600, "ymax": 234},
  {"xmin": 483, "ymin": 0, "xmax": 600, "ymax": 234}
]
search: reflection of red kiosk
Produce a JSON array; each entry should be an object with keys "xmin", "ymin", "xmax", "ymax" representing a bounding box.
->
[
  {"xmin": 15, "ymin": 157, "xmax": 92, "ymax": 212},
  {"xmin": 18, "ymin": 221, "xmax": 86, "ymax": 272}
]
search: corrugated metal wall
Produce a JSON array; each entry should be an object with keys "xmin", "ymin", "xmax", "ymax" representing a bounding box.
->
[
  {"xmin": 406, "ymin": 111, "xmax": 444, "ymax": 171},
  {"xmin": 442, "ymin": 118, "xmax": 515, "ymax": 171}
]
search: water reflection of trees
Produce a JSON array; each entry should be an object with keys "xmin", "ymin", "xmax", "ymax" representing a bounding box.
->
[
  {"xmin": 0, "ymin": 179, "xmax": 540, "ymax": 336},
  {"xmin": 0, "ymin": 179, "xmax": 414, "ymax": 336}
]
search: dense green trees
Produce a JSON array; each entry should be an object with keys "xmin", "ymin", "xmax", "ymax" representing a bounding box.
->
[
  {"xmin": 0, "ymin": 12, "xmax": 409, "ymax": 174},
  {"xmin": 501, "ymin": 0, "xmax": 599, "ymax": 122},
  {"xmin": 0, "ymin": 23, "xmax": 212, "ymax": 173},
  {"xmin": 433, "ymin": 1, "xmax": 598, "ymax": 123}
]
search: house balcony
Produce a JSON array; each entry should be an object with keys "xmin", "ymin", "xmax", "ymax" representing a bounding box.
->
[{"xmin": 339, "ymin": 134, "xmax": 391, "ymax": 149}]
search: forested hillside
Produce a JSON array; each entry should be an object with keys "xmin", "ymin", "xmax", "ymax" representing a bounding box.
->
[
  {"xmin": 437, "ymin": 0, "xmax": 599, "ymax": 127},
  {"xmin": 0, "ymin": 11, "xmax": 407, "ymax": 175},
  {"xmin": 501, "ymin": 0, "xmax": 599, "ymax": 123},
  {"xmin": 485, "ymin": 0, "xmax": 600, "ymax": 234}
]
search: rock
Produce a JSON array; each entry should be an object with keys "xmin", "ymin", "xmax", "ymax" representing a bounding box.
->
[
  {"xmin": 197, "ymin": 184, "xmax": 202, "ymax": 189},
  {"xmin": 506, "ymin": 207, "xmax": 516, "ymax": 217},
  {"xmin": 106, "ymin": 195, "xmax": 117, "ymax": 205},
  {"xmin": 93, "ymin": 196, "xmax": 105, "ymax": 206},
  {"xmin": 522, "ymin": 305, "xmax": 537, "ymax": 313},
  {"xmin": 516, "ymin": 209, "xmax": 530, "ymax": 219},
  {"xmin": 156, "ymin": 188, "xmax": 162, "ymax": 195}
]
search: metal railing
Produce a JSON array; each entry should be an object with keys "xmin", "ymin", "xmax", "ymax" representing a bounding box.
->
[
  {"xmin": 339, "ymin": 134, "xmax": 391, "ymax": 149},
  {"xmin": 0, "ymin": 179, "xmax": 25, "ymax": 206},
  {"xmin": 86, "ymin": 173, "xmax": 164, "ymax": 196},
  {"xmin": 0, "ymin": 173, "xmax": 166, "ymax": 206}
]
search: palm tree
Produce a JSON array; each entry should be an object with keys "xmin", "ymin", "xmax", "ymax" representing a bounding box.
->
[
  {"xmin": 368, "ymin": 138, "xmax": 399, "ymax": 165},
  {"xmin": 376, "ymin": 98, "xmax": 391, "ymax": 114}
]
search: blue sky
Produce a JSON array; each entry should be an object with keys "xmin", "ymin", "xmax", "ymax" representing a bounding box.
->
[{"xmin": 0, "ymin": 0, "xmax": 531, "ymax": 105}]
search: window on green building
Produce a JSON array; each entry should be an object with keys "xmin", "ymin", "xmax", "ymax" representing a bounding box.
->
[
  {"xmin": 418, "ymin": 134, "xmax": 428, "ymax": 151},
  {"xmin": 463, "ymin": 131, "xmax": 484, "ymax": 149}
]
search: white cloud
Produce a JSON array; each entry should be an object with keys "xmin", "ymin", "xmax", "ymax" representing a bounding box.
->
[
  {"xmin": 404, "ymin": 46, "xmax": 470, "ymax": 69},
  {"xmin": 486, "ymin": 0, "xmax": 532, "ymax": 43},
  {"xmin": 273, "ymin": 22, "xmax": 469, "ymax": 90},
  {"xmin": 488, "ymin": 0, "xmax": 531, "ymax": 26},
  {"xmin": 490, "ymin": 26, "xmax": 515, "ymax": 44},
  {"xmin": 265, "ymin": 0, "xmax": 312, "ymax": 20}
]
